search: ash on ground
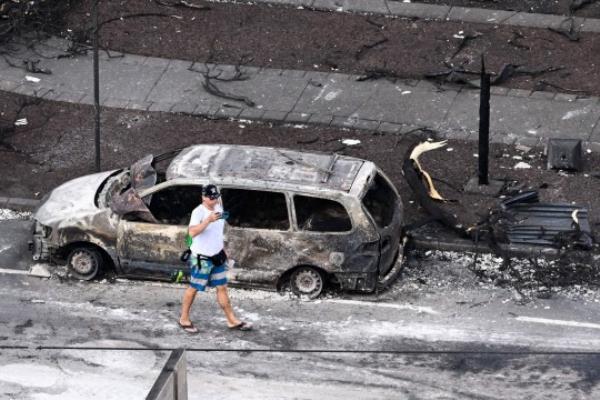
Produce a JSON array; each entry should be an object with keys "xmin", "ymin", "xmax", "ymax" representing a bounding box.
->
[
  {"xmin": 402, "ymin": 250, "xmax": 600, "ymax": 303},
  {"xmin": 0, "ymin": 208, "xmax": 31, "ymax": 220}
]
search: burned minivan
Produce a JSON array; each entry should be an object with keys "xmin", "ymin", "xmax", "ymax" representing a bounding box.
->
[{"xmin": 31, "ymin": 144, "xmax": 404, "ymax": 298}]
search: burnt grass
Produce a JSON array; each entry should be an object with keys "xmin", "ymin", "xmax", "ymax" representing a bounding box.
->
[{"xmin": 55, "ymin": 0, "xmax": 600, "ymax": 96}]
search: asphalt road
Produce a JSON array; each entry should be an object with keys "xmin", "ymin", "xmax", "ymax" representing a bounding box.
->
[{"xmin": 2, "ymin": 217, "xmax": 600, "ymax": 398}]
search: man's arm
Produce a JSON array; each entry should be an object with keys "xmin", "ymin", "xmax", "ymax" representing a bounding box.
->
[{"xmin": 188, "ymin": 211, "xmax": 220, "ymax": 237}]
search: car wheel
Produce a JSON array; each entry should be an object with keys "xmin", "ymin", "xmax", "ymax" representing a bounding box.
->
[
  {"xmin": 67, "ymin": 247, "xmax": 102, "ymax": 281},
  {"xmin": 290, "ymin": 266, "xmax": 324, "ymax": 300}
]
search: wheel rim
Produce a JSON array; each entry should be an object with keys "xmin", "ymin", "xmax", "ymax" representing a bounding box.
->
[
  {"xmin": 70, "ymin": 250, "xmax": 97, "ymax": 275},
  {"xmin": 294, "ymin": 268, "xmax": 322, "ymax": 295}
]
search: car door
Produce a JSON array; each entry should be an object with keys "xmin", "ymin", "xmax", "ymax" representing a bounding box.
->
[
  {"xmin": 220, "ymin": 187, "xmax": 295, "ymax": 286},
  {"xmin": 117, "ymin": 183, "xmax": 203, "ymax": 278}
]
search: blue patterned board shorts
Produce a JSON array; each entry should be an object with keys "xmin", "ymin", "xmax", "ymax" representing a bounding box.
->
[{"xmin": 188, "ymin": 254, "xmax": 228, "ymax": 291}]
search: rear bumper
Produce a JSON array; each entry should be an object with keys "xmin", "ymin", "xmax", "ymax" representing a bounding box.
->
[{"xmin": 376, "ymin": 243, "xmax": 405, "ymax": 291}]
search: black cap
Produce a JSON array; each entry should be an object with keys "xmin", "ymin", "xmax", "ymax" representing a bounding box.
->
[{"xmin": 202, "ymin": 184, "xmax": 220, "ymax": 199}]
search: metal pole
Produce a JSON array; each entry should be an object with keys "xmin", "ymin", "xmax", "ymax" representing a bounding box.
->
[
  {"xmin": 92, "ymin": 0, "xmax": 101, "ymax": 172},
  {"xmin": 478, "ymin": 55, "xmax": 490, "ymax": 185}
]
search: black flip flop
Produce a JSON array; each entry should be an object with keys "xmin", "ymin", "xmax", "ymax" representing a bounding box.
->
[
  {"xmin": 228, "ymin": 321, "xmax": 253, "ymax": 331},
  {"xmin": 179, "ymin": 322, "xmax": 199, "ymax": 334}
]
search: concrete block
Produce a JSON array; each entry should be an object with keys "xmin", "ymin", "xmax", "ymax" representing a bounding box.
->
[
  {"xmin": 6, "ymin": 198, "xmax": 39, "ymax": 212},
  {"xmin": 378, "ymin": 121, "xmax": 403, "ymax": 133},
  {"xmin": 285, "ymin": 112, "xmax": 312, "ymax": 123},
  {"xmin": 55, "ymin": 91, "xmax": 86, "ymax": 104},
  {"xmin": 554, "ymin": 93, "xmax": 578, "ymax": 102},
  {"xmin": 490, "ymin": 86, "xmax": 509, "ymax": 96},
  {"xmin": 387, "ymin": 2, "xmax": 450, "ymax": 20},
  {"xmin": 238, "ymin": 107, "xmax": 265, "ymax": 120},
  {"xmin": 582, "ymin": 18, "xmax": 600, "ymax": 33},
  {"xmin": 279, "ymin": 69, "xmax": 307, "ymax": 79},
  {"xmin": 12, "ymin": 85, "xmax": 37, "ymax": 97},
  {"xmin": 507, "ymin": 88, "xmax": 531, "ymax": 98},
  {"xmin": 446, "ymin": 7, "xmax": 516, "ymax": 24},
  {"xmin": 171, "ymin": 102, "xmax": 198, "ymax": 114},
  {"xmin": 353, "ymin": 119, "xmax": 380, "ymax": 131},
  {"xmin": 308, "ymin": 114, "xmax": 333, "ymax": 126},
  {"xmin": 529, "ymin": 91, "xmax": 557, "ymax": 100},
  {"xmin": 0, "ymin": 79, "xmax": 19, "ymax": 92},
  {"xmin": 148, "ymin": 102, "xmax": 175, "ymax": 113},
  {"xmin": 142, "ymin": 57, "xmax": 171, "ymax": 69},
  {"xmin": 504, "ymin": 12, "xmax": 574, "ymax": 29},
  {"xmin": 262, "ymin": 0, "xmax": 313, "ymax": 7},
  {"xmin": 261, "ymin": 110, "xmax": 288, "ymax": 122},
  {"xmin": 331, "ymin": 115, "xmax": 356, "ymax": 128},
  {"xmin": 215, "ymin": 106, "xmax": 243, "ymax": 119},
  {"xmin": 589, "ymin": 117, "xmax": 600, "ymax": 143},
  {"xmin": 128, "ymin": 101, "xmax": 154, "ymax": 111},
  {"xmin": 103, "ymin": 97, "xmax": 130, "ymax": 109},
  {"xmin": 338, "ymin": 0, "xmax": 389, "ymax": 15}
]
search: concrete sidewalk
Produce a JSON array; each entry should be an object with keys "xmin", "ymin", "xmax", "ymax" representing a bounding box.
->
[
  {"xmin": 222, "ymin": 0, "xmax": 600, "ymax": 33},
  {"xmin": 1, "ymin": 37, "xmax": 600, "ymax": 149}
]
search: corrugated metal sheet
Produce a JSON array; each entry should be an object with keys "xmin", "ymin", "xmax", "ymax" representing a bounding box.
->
[{"xmin": 504, "ymin": 203, "xmax": 593, "ymax": 248}]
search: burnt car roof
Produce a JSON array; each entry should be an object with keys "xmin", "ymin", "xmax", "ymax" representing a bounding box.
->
[{"xmin": 166, "ymin": 144, "xmax": 367, "ymax": 192}]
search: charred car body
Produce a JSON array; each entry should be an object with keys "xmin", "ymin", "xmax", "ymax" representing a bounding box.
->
[{"xmin": 31, "ymin": 144, "xmax": 404, "ymax": 297}]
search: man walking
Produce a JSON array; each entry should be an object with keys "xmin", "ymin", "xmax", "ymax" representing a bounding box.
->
[{"xmin": 179, "ymin": 184, "xmax": 252, "ymax": 333}]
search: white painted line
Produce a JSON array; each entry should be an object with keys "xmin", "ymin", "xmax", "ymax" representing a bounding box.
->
[
  {"xmin": 516, "ymin": 316, "xmax": 600, "ymax": 330},
  {"xmin": 0, "ymin": 268, "xmax": 30, "ymax": 275},
  {"xmin": 326, "ymin": 299, "xmax": 439, "ymax": 315}
]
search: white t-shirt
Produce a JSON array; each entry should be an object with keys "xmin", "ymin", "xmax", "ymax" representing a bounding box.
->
[{"xmin": 189, "ymin": 204, "xmax": 224, "ymax": 257}]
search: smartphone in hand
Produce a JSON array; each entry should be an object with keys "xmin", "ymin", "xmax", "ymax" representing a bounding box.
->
[{"xmin": 220, "ymin": 211, "xmax": 230, "ymax": 220}]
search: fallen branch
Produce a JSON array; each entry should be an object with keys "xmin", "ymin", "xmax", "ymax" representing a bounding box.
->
[
  {"xmin": 192, "ymin": 64, "xmax": 255, "ymax": 107},
  {"xmin": 569, "ymin": 0, "xmax": 598, "ymax": 13},
  {"xmin": 99, "ymin": 13, "xmax": 182, "ymax": 29},
  {"xmin": 356, "ymin": 68, "xmax": 401, "ymax": 82},
  {"xmin": 548, "ymin": 17, "xmax": 580, "ymax": 41},
  {"xmin": 533, "ymin": 79, "xmax": 588, "ymax": 94},
  {"xmin": 507, "ymin": 31, "xmax": 530, "ymax": 50},
  {"xmin": 154, "ymin": 0, "xmax": 211, "ymax": 10},
  {"xmin": 449, "ymin": 31, "xmax": 482, "ymax": 59},
  {"xmin": 355, "ymin": 37, "xmax": 388, "ymax": 60}
]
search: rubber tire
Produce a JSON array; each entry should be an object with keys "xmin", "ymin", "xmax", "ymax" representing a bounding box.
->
[
  {"xmin": 290, "ymin": 266, "xmax": 324, "ymax": 300},
  {"xmin": 67, "ymin": 246, "xmax": 102, "ymax": 281}
]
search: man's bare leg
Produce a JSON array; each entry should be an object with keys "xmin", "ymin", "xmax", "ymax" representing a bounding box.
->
[
  {"xmin": 180, "ymin": 287, "xmax": 198, "ymax": 326},
  {"xmin": 216, "ymin": 286, "xmax": 240, "ymax": 326}
]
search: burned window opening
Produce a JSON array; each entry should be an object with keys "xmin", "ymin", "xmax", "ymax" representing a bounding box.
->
[
  {"xmin": 221, "ymin": 188, "xmax": 289, "ymax": 230},
  {"xmin": 144, "ymin": 185, "xmax": 203, "ymax": 225},
  {"xmin": 363, "ymin": 173, "xmax": 396, "ymax": 228},
  {"xmin": 294, "ymin": 196, "xmax": 352, "ymax": 232}
]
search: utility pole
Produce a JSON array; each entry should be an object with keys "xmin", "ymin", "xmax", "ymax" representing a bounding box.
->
[
  {"xmin": 92, "ymin": 0, "xmax": 101, "ymax": 172},
  {"xmin": 478, "ymin": 54, "xmax": 490, "ymax": 185}
]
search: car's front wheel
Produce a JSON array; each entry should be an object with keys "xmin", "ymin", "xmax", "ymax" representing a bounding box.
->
[
  {"xmin": 67, "ymin": 246, "xmax": 102, "ymax": 280},
  {"xmin": 290, "ymin": 266, "xmax": 324, "ymax": 300}
]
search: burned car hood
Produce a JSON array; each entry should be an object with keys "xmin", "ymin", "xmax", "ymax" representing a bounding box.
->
[{"xmin": 34, "ymin": 170, "xmax": 117, "ymax": 226}]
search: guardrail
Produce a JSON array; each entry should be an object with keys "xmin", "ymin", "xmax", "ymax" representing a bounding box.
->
[{"xmin": 146, "ymin": 348, "xmax": 188, "ymax": 400}]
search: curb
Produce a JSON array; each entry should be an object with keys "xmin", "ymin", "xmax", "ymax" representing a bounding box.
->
[
  {"xmin": 214, "ymin": 0, "xmax": 600, "ymax": 33},
  {"xmin": 0, "ymin": 196, "xmax": 40, "ymax": 212}
]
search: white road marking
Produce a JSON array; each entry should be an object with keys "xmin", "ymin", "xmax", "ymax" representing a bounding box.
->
[
  {"xmin": 516, "ymin": 316, "xmax": 600, "ymax": 330},
  {"xmin": 0, "ymin": 268, "xmax": 29, "ymax": 275},
  {"xmin": 0, "ymin": 245, "xmax": 11, "ymax": 253},
  {"xmin": 327, "ymin": 299, "xmax": 439, "ymax": 315}
]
